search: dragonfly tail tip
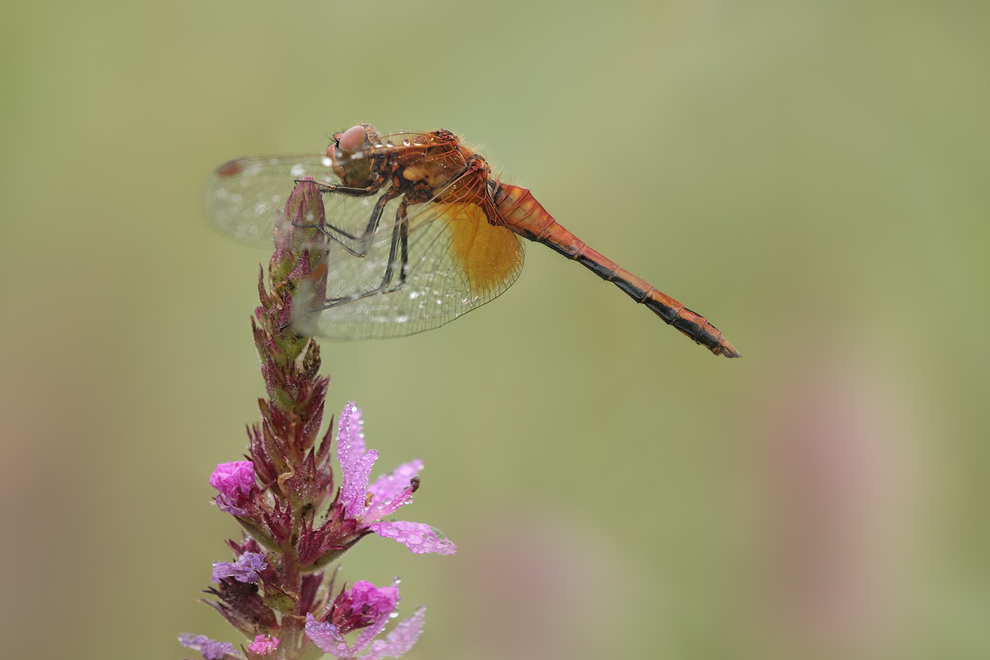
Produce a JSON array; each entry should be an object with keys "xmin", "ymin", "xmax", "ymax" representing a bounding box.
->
[{"xmin": 717, "ymin": 339, "xmax": 742, "ymax": 358}]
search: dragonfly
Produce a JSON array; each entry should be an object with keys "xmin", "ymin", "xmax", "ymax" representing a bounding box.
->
[{"xmin": 204, "ymin": 124, "xmax": 740, "ymax": 357}]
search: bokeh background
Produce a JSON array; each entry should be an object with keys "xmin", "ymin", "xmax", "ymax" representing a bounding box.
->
[{"xmin": 2, "ymin": 1, "xmax": 988, "ymax": 658}]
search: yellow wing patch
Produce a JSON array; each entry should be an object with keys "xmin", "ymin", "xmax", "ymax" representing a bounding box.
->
[{"xmin": 441, "ymin": 203, "xmax": 523, "ymax": 296}]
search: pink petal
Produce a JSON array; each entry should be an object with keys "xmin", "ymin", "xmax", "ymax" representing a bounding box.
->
[
  {"xmin": 368, "ymin": 521, "xmax": 457, "ymax": 555},
  {"xmin": 336, "ymin": 403, "xmax": 367, "ymax": 473},
  {"xmin": 341, "ymin": 449, "xmax": 378, "ymax": 520},
  {"xmin": 368, "ymin": 460, "xmax": 422, "ymax": 505},
  {"xmin": 348, "ymin": 580, "xmax": 400, "ymax": 618},
  {"xmin": 362, "ymin": 607, "xmax": 427, "ymax": 660},
  {"xmin": 209, "ymin": 461, "xmax": 256, "ymax": 498},
  {"xmin": 362, "ymin": 460, "xmax": 422, "ymax": 522},
  {"xmin": 304, "ymin": 614, "xmax": 349, "ymax": 657},
  {"xmin": 349, "ymin": 609, "xmax": 393, "ymax": 657},
  {"xmin": 246, "ymin": 634, "xmax": 279, "ymax": 655}
]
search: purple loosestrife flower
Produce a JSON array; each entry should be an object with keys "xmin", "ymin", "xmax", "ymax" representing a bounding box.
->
[
  {"xmin": 304, "ymin": 580, "xmax": 426, "ymax": 659},
  {"xmin": 210, "ymin": 461, "xmax": 256, "ymax": 497},
  {"xmin": 212, "ymin": 551, "xmax": 267, "ymax": 584},
  {"xmin": 210, "ymin": 461, "xmax": 257, "ymax": 516},
  {"xmin": 178, "ymin": 633, "xmax": 242, "ymax": 660},
  {"xmin": 294, "ymin": 402, "xmax": 456, "ymax": 568},
  {"xmin": 247, "ymin": 634, "xmax": 280, "ymax": 655},
  {"xmin": 336, "ymin": 403, "xmax": 457, "ymax": 555},
  {"xmin": 181, "ymin": 179, "xmax": 450, "ymax": 659}
]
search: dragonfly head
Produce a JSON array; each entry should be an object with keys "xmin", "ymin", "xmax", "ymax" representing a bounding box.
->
[{"xmin": 329, "ymin": 124, "xmax": 379, "ymax": 187}]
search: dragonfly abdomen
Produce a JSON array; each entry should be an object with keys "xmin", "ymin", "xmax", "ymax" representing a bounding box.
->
[{"xmin": 495, "ymin": 183, "xmax": 740, "ymax": 358}]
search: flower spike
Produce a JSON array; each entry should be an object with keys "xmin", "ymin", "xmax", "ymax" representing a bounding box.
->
[{"xmin": 184, "ymin": 176, "xmax": 449, "ymax": 659}]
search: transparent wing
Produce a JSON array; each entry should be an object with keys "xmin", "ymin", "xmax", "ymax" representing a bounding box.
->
[
  {"xmin": 203, "ymin": 132, "xmax": 456, "ymax": 250},
  {"xmin": 203, "ymin": 154, "xmax": 395, "ymax": 250},
  {"xmin": 206, "ymin": 132, "xmax": 524, "ymax": 340},
  {"xmin": 294, "ymin": 191, "xmax": 525, "ymax": 341}
]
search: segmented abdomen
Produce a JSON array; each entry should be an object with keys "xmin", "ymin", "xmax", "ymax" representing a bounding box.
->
[{"xmin": 493, "ymin": 183, "xmax": 739, "ymax": 357}]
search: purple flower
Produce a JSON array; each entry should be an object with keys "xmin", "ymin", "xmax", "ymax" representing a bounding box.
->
[
  {"xmin": 304, "ymin": 579, "xmax": 423, "ymax": 659},
  {"xmin": 247, "ymin": 634, "xmax": 279, "ymax": 655},
  {"xmin": 178, "ymin": 633, "xmax": 242, "ymax": 660},
  {"xmin": 348, "ymin": 580, "xmax": 400, "ymax": 617},
  {"xmin": 336, "ymin": 403, "xmax": 456, "ymax": 555},
  {"xmin": 210, "ymin": 461, "xmax": 256, "ymax": 498},
  {"xmin": 327, "ymin": 580, "xmax": 400, "ymax": 635},
  {"xmin": 212, "ymin": 551, "xmax": 267, "ymax": 584},
  {"xmin": 209, "ymin": 461, "xmax": 256, "ymax": 516}
]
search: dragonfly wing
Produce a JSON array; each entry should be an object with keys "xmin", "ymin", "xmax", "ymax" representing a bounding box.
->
[
  {"xmin": 203, "ymin": 154, "xmax": 391, "ymax": 250},
  {"xmin": 296, "ymin": 198, "xmax": 526, "ymax": 340}
]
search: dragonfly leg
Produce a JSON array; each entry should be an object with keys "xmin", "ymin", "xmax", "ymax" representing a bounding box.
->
[
  {"xmin": 288, "ymin": 181, "xmax": 399, "ymax": 258},
  {"xmin": 307, "ymin": 199, "xmax": 411, "ymax": 312},
  {"xmin": 292, "ymin": 178, "xmax": 381, "ymax": 243},
  {"xmin": 398, "ymin": 206, "xmax": 410, "ymax": 285},
  {"xmin": 379, "ymin": 199, "xmax": 410, "ymax": 288},
  {"xmin": 332, "ymin": 188, "xmax": 401, "ymax": 258},
  {"xmin": 295, "ymin": 179, "xmax": 380, "ymax": 197}
]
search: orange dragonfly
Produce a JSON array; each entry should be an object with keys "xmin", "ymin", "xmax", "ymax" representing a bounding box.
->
[{"xmin": 204, "ymin": 125, "xmax": 739, "ymax": 357}]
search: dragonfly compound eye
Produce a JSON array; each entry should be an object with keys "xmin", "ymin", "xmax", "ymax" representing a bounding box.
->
[
  {"xmin": 338, "ymin": 125, "xmax": 371, "ymax": 153},
  {"xmin": 331, "ymin": 124, "xmax": 376, "ymax": 187}
]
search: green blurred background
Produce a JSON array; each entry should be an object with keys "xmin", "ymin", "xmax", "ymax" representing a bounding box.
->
[{"xmin": 2, "ymin": 1, "xmax": 988, "ymax": 658}]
